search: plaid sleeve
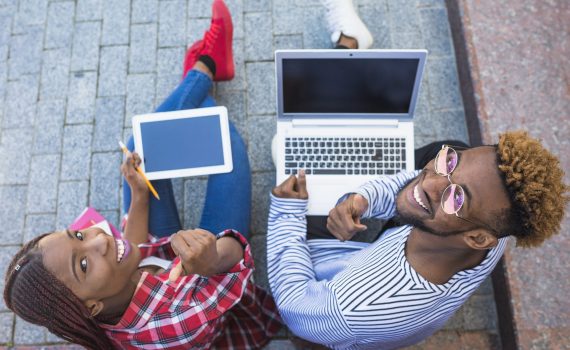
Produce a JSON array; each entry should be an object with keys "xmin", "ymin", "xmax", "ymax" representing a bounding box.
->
[{"xmin": 136, "ymin": 235, "xmax": 177, "ymax": 260}]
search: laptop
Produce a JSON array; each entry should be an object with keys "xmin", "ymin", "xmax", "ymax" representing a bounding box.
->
[{"xmin": 274, "ymin": 49, "xmax": 427, "ymax": 215}]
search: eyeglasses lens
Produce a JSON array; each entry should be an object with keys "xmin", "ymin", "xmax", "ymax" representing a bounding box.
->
[
  {"xmin": 441, "ymin": 184, "xmax": 465, "ymax": 214},
  {"xmin": 435, "ymin": 147, "xmax": 458, "ymax": 176}
]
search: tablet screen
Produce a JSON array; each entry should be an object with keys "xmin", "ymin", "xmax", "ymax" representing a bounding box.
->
[{"xmin": 140, "ymin": 114, "xmax": 224, "ymax": 172}]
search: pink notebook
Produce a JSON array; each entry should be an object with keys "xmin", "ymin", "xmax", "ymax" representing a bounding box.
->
[{"xmin": 69, "ymin": 207, "xmax": 122, "ymax": 238}]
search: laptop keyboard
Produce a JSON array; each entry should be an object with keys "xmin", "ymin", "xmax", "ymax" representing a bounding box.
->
[{"xmin": 284, "ymin": 136, "xmax": 407, "ymax": 175}]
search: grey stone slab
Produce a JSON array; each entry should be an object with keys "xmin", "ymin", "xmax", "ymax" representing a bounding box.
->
[
  {"xmin": 41, "ymin": 48, "xmax": 70, "ymax": 99},
  {"xmin": 246, "ymin": 62, "xmax": 275, "ymax": 115},
  {"xmin": 225, "ymin": 0, "xmax": 244, "ymax": 39},
  {"xmin": 93, "ymin": 96, "xmax": 126, "ymax": 151},
  {"xmin": 419, "ymin": 7, "xmax": 453, "ymax": 57},
  {"xmin": 215, "ymin": 90, "xmax": 247, "ymax": 138},
  {"xmin": 360, "ymin": 2, "xmax": 391, "ymax": 49},
  {"xmin": 33, "ymin": 99, "xmax": 65, "ymax": 154},
  {"xmin": 45, "ymin": 330, "xmax": 67, "ymax": 343},
  {"xmin": 417, "ymin": 0, "xmax": 446, "ymax": 7},
  {"xmin": 90, "ymin": 152, "xmax": 121, "ymax": 210},
  {"xmin": 274, "ymin": 34, "xmax": 303, "ymax": 50},
  {"xmin": 186, "ymin": 18, "xmax": 210, "ymax": 48},
  {"xmin": 250, "ymin": 234, "xmax": 268, "ymax": 289},
  {"xmin": 272, "ymin": 0, "xmax": 303, "ymax": 35},
  {"xmin": 126, "ymin": 73, "xmax": 156, "ymax": 124},
  {"xmin": 188, "ymin": 0, "xmax": 211, "ymax": 18},
  {"xmin": 251, "ymin": 171, "xmax": 275, "ymax": 236},
  {"xmin": 157, "ymin": 47, "xmax": 185, "ymax": 76},
  {"xmin": 3, "ymin": 74, "xmax": 39, "ymax": 128},
  {"xmin": 100, "ymin": 209, "xmax": 120, "ymax": 231},
  {"xmin": 387, "ymin": 0, "xmax": 421, "ymax": 34},
  {"xmin": 0, "ymin": 186, "xmax": 27, "ymax": 244},
  {"xmin": 302, "ymin": 5, "xmax": 329, "ymax": 49},
  {"xmin": 76, "ymin": 0, "xmax": 102, "ymax": 21},
  {"xmin": 0, "ymin": 8, "xmax": 13, "ymax": 61},
  {"xmin": 56, "ymin": 181, "xmax": 89, "ymax": 229},
  {"xmin": 8, "ymin": 26, "xmax": 43, "ymax": 79},
  {"xmin": 66, "ymin": 71, "xmax": 97, "ymax": 124},
  {"xmin": 71, "ymin": 21, "xmax": 101, "ymax": 72},
  {"xmin": 463, "ymin": 294, "xmax": 498, "ymax": 331},
  {"xmin": 475, "ymin": 276, "xmax": 494, "ymax": 295},
  {"xmin": 26, "ymin": 154, "xmax": 61, "ymax": 213},
  {"xmin": 14, "ymin": 316, "xmax": 45, "ymax": 344},
  {"xmin": 294, "ymin": 0, "xmax": 321, "ymax": 6},
  {"xmin": 247, "ymin": 115, "xmax": 275, "ymax": 171},
  {"xmin": 244, "ymin": 0, "xmax": 271, "ymax": 12},
  {"xmin": 429, "ymin": 109, "xmax": 469, "ymax": 145},
  {"xmin": 98, "ymin": 45, "xmax": 128, "ymax": 96},
  {"xmin": 391, "ymin": 30, "xmax": 425, "ymax": 49},
  {"xmin": 442, "ymin": 304, "xmax": 465, "ymax": 330},
  {"xmin": 60, "ymin": 124, "xmax": 93, "ymax": 181},
  {"xmin": 130, "ymin": 23, "xmax": 158, "ymax": 74},
  {"xmin": 427, "ymin": 57, "xmax": 464, "ymax": 111},
  {"xmin": 24, "ymin": 213, "xmax": 56, "ymax": 242},
  {"xmin": 132, "ymin": 0, "xmax": 158, "ymax": 23},
  {"xmin": 12, "ymin": 0, "xmax": 48, "ymax": 34},
  {"xmin": 101, "ymin": 0, "xmax": 130, "ymax": 45},
  {"xmin": 216, "ymin": 38, "xmax": 246, "ymax": 92},
  {"xmin": 159, "ymin": 0, "xmax": 187, "ymax": 48},
  {"xmin": 264, "ymin": 340, "xmax": 296, "ymax": 350},
  {"xmin": 44, "ymin": 1, "xmax": 75, "ymax": 49},
  {"xmin": 0, "ymin": 128, "xmax": 33, "ymax": 185},
  {"xmin": 0, "ymin": 311, "xmax": 14, "ymax": 343},
  {"xmin": 183, "ymin": 177, "xmax": 207, "ymax": 229},
  {"xmin": 0, "ymin": 246, "xmax": 20, "ymax": 310},
  {"xmin": 244, "ymin": 12, "xmax": 273, "ymax": 61},
  {"xmin": 155, "ymin": 73, "xmax": 180, "ymax": 105}
]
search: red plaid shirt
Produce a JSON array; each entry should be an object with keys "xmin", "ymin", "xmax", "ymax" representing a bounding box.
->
[{"xmin": 100, "ymin": 230, "xmax": 282, "ymax": 349}]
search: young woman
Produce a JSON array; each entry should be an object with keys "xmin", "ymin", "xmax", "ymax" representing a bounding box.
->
[{"xmin": 3, "ymin": 1, "xmax": 281, "ymax": 348}]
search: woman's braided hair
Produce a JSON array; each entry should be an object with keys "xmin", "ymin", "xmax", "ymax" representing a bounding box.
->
[
  {"xmin": 496, "ymin": 130, "xmax": 569, "ymax": 247},
  {"xmin": 3, "ymin": 233, "xmax": 116, "ymax": 349}
]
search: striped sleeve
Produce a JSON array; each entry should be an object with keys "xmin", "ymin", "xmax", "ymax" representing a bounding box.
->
[{"xmin": 267, "ymin": 195, "xmax": 356, "ymax": 349}]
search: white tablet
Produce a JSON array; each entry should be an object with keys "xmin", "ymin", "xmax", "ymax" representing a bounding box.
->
[{"xmin": 132, "ymin": 106, "xmax": 233, "ymax": 180}]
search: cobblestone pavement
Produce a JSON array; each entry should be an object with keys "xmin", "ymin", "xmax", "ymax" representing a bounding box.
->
[{"xmin": 0, "ymin": 0, "xmax": 498, "ymax": 347}]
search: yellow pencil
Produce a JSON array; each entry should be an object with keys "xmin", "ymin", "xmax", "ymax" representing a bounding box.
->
[{"xmin": 118, "ymin": 141, "xmax": 160, "ymax": 200}]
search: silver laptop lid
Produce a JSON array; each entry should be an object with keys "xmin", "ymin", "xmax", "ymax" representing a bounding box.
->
[{"xmin": 275, "ymin": 49, "xmax": 427, "ymax": 121}]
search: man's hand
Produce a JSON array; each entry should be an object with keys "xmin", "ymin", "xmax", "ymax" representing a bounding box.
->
[
  {"xmin": 326, "ymin": 194, "xmax": 369, "ymax": 241},
  {"xmin": 272, "ymin": 170, "xmax": 309, "ymax": 199},
  {"xmin": 169, "ymin": 229, "xmax": 219, "ymax": 280},
  {"xmin": 120, "ymin": 152, "xmax": 149, "ymax": 196}
]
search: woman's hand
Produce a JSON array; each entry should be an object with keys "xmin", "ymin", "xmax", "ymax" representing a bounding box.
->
[
  {"xmin": 120, "ymin": 152, "xmax": 149, "ymax": 196},
  {"xmin": 169, "ymin": 229, "xmax": 220, "ymax": 278}
]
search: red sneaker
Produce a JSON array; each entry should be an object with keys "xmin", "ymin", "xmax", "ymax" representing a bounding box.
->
[
  {"xmin": 182, "ymin": 39, "xmax": 204, "ymax": 79},
  {"xmin": 199, "ymin": 0, "xmax": 234, "ymax": 81}
]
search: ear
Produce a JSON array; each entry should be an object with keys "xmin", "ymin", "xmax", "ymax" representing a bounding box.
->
[
  {"xmin": 85, "ymin": 299, "xmax": 104, "ymax": 317},
  {"xmin": 462, "ymin": 230, "xmax": 498, "ymax": 250}
]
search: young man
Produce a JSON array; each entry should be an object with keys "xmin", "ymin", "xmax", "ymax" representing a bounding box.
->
[{"xmin": 267, "ymin": 131, "xmax": 568, "ymax": 349}]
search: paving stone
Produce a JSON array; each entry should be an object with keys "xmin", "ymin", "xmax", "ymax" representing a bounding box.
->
[
  {"xmin": 264, "ymin": 339, "xmax": 296, "ymax": 350},
  {"xmin": 429, "ymin": 109, "xmax": 469, "ymax": 144},
  {"xmin": 100, "ymin": 209, "xmax": 120, "ymax": 230},
  {"xmin": 187, "ymin": 0, "xmax": 210, "ymax": 18},
  {"xmin": 474, "ymin": 276, "xmax": 494, "ymax": 295},
  {"xmin": 247, "ymin": 115, "xmax": 275, "ymax": 171},
  {"xmin": 93, "ymin": 96, "xmax": 126, "ymax": 151},
  {"xmin": 463, "ymin": 294, "xmax": 498, "ymax": 331},
  {"xmin": 419, "ymin": 7, "xmax": 453, "ymax": 57},
  {"xmin": 41, "ymin": 48, "xmax": 70, "ymax": 99},
  {"xmin": 244, "ymin": 0, "xmax": 271, "ymax": 12},
  {"xmin": 0, "ymin": 8, "xmax": 12, "ymax": 61},
  {"xmin": 130, "ymin": 23, "xmax": 158, "ymax": 74},
  {"xmin": 246, "ymin": 62, "xmax": 275, "ymax": 115},
  {"xmin": 155, "ymin": 73, "xmax": 180, "ymax": 105},
  {"xmin": 159, "ymin": 0, "xmax": 187, "ymax": 48},
  {"xmin": 183, "ymin": 177, "xmax": 207, "ymax": 229},
  {"xmin": 360, "ymin": 2, "xmax": 391, "ymax": 49},
  {"xmin": 98, "ymin": 46, "xmax": 128, "ymax": 96},
  {"xmin": 417, "ymin": 0, "xmax": 446, "ymax": 8},
  {"xmin": 26, "ymin": 154, "xmax": 61, "ymax": 213},
  {"xmin": 274, "ymin": 34, "xmax": 303, "ymax": 50},
  {"xmin": 426, "ymin": 57, "xmax": 464, "ymax": 111},
  {"xmin": 391, "ymin": 30, "xmax": 425, "ymax": 50},
  {"xmin": 76, "ymin": 0, "xmax": 102, "ymax": 21},
  {"xmin": 156, "ymin": 47, "xmax": 185, "ymax": 76},
  {"xmin": 45, "ymin": 330, "xmax": 69, "ymax": 343},
  {"xmin": 251, "ymin": 171, "xmax": 275, "ymax": 235},
  {"xmin": 66, "ymin": 71, "xmax": 97, "ymax": 124},
  {"xmin": 126, "ymin": 73, "xmax": 156, "ymax": 124},
  {"xmin": 294, "ymin": 0, "xmax": 320, "ymax": 6},
  {"xmin": 24, "ymin": 213, "xmax": 56, "ymax": 242},
  {"xmin": 387, "ymin": 0, "xmax": 421, "ymax": 34},
  {"xmin": 186, "ymin": 18, "xmax": 210, "ymax": 48},
  {"xmin": 250, "ymin": 234, "xmax": 269, "ymax": 289},
  {"xmin": 101, "ymin": 0, "xmax": 130, "ymax": 45},
  {"xmin": 225, "ymin": 0, "xmax": 244, "ymax": 39},
  {"xmin": 44, "ymin": 1, "xmax": 75, "ymax": 49},
  {"xmin": 90, "ymin": 152, "xmax": 121, "ymax": 210},
  {"xmin": 56, "ymin": 181, "xmax": 89, "ymax": 229},
  {"xmin": 272, "ymin": 0, "xmax": 303, "ymax": 35},
  {"xmin": 441, "ymin": 305, "xmax": 465, "ymax": 331},
  {"xmin": 0, "ymin": 311, "xmax": 14, "ymax": 343},
  {"xmin": 0, "ymin": 245, "xmax": 19, "ymax": 310},
  {"xmin": 216, "ymin": 38, "xmax": 245, "ymax": 92},
  {"xmin": 8, "ymin": 26, "xmax": 43, "ymax": 79},
  {"xmin": 215, "ymin": 90, "xmax": 247, "ymax": 137},
  {"xmin": 132, "ymin": 0, "xmax": 158, "ymax": 23},
  {"xmin": 245, "ymin": 12, "xmax": 273, "ymax": 61},
  {"xmin": 0, "ymin": 128, "xmax": 33, "ymax": 185},
  {"xmin": 60, "ymin": 124, "xmax": 93, "ymax": 181},
  {"xmin": 12, "ymin": 0, "xmax": 48, "ymax": 34},
  {"xmin": 0, "ymin": 185, "xmax": 27, "ymax": 245},
  {"xmin": 302, "ymin": 6, "xmax": 329, "ymax": 49},
  {"xmin": 33, "ymin": 99, "xmax": 65, "ymax": 155},
  {"xmin": 71, "ymin": 21, "xmax": 101, "ymax": 72},
  {"xmin": 14, "ymin": 316, "xmax": 45, "ymax": 344},
  {"xmin": 3, "ymin": 74, "xmax": 39, "ymax": 128}
]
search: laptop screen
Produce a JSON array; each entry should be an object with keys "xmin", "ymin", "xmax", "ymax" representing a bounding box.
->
[{"xmin": 282, "ymin": 58, "xmax": 419, "ymax": 115}]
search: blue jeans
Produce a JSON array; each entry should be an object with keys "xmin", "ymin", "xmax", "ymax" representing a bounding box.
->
[{"xmin": 123, "ymin": 70, "xmax": 251, "ymax": 238}]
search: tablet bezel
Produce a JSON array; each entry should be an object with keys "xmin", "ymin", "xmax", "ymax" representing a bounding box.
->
[{"xmin": 132, "ymin": 106, "xmax": 233, "ymax": 180}]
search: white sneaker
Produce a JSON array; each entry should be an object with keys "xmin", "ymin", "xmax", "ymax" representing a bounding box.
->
[
  {"xmin": 271, "ymin": 134, "xmax": 278, "ymax": 168},
  {"xmin": 321, "ymin": 0, "xmax": 373, "ymax": 49}
]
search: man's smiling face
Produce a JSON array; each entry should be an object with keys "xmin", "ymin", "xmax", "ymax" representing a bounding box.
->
[{"xmin": 395, "ymin": 146, "xmax": 511, "ymax": 236}]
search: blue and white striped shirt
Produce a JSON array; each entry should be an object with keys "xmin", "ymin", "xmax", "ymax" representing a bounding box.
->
[{"xmin": 267, "ymin": 171, "xmax": 507, "ymax": 349}]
